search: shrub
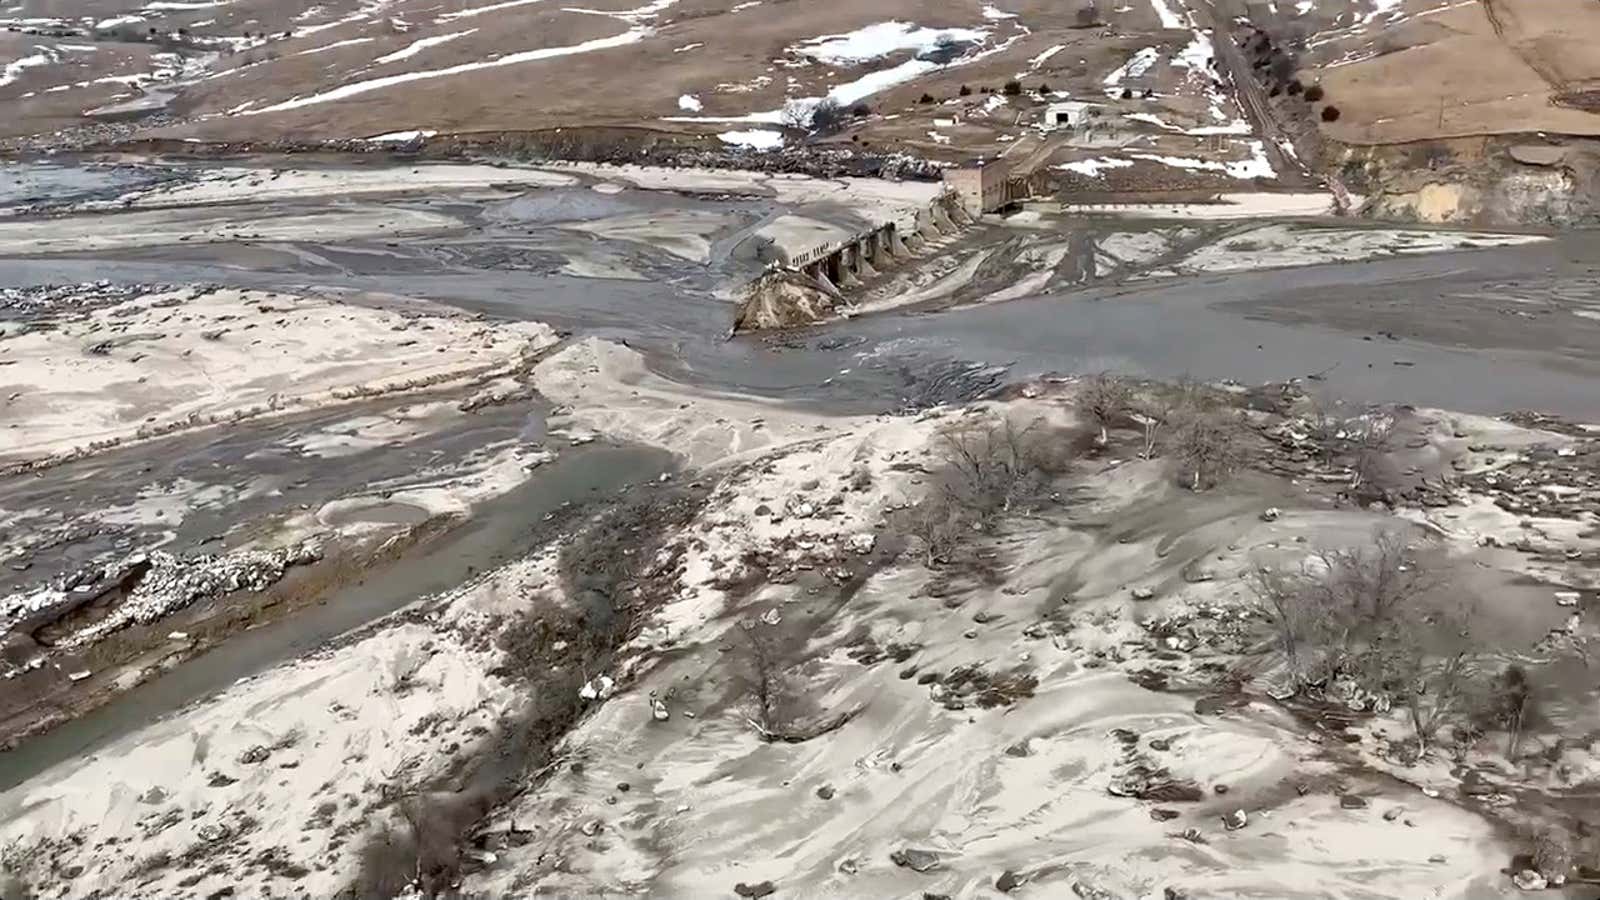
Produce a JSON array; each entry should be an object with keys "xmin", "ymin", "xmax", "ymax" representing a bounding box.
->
[
  {"xmin": 959, "ymin": 84, "xmax": 972, "ymax": 96},
  {"xmin": 1287, "ymin": 80, "xmax": 1303, "ymax": 95},
  {"xmin": 1038, "ymin": 82, "xmax": 1052, "ymax": 95},
  {"xmin": 1321, "ymin": 104, "xmax": 1341, "ymax": 122},
  {"xmin": 918, "ymin": 92, "xmax": 936, "ymax": 104},
  {"xmin": 850, "ymin": 102, "xmax": 870, "ymax": 117},
  {"xmin": 1533, "ymin": 827, "xmax": 1574, "ymax": 885},
  {"xmin": 1077, "ymin": 374, "xmax": 1132, "ymax": 446},
  {"xmin": 1002, "ymin": 79, "xmax": 1022, "ymax": 96},
  {"xmin": 1120, "ymin": 87, "xmax": 1133, "ymax": 100},
  {"xmin": 1173, "ymin": 410, "xmax": 1245, "ymax": 490}
]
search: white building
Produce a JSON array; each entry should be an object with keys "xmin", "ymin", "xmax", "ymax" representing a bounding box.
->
[{"xmin": 1041, "ymin": 100, "xmax": 1092, "ymax": 130}]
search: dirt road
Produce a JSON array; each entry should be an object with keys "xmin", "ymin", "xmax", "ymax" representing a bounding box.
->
[{"xmin": 1199, "ymin": 0, "xmax": 1314, "ymax": 188}]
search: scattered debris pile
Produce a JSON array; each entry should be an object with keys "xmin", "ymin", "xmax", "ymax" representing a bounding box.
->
[
  {"xmin": 1460, "ymin": 441, "xmax": 1600, "ymax": 520},
  {"xmin": 733, "ymin": 268, "xmax": 843, "ymax": 332},
  {"xmin": 0, "ymin": 281, "xmax": 173, "ymax": 324},
  {"xmin": 0, "ymin": 541, "xmax": 323, "ymax": 674}
]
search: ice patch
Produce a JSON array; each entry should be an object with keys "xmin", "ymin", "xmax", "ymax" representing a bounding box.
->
[
  {"xmin": 1029, "ymin": 44, "xmax": 1064, "ymax": 69},
  {"xmin": 1148, "ymin": 0, "xmax": 1186, "ymax": 28},
  {"xmin": 1103, "ymin": 46, "xmax": 1158, "ymax": 93},
  {"xmin": 794, "ymin": 21, "xmax": 987, "ymax": 65},
  {"xmin": 1360, "ymin": 0, "xmax": 1401, "ymax": 25},
  {"xmin": 366, "ymin": 129, "xmax": 437, "ymax": 142},
  {"xmin": 982, "ymin": 4, "xmax": 1017, "ymax": 19},
  {"xmin": 678, "ymin": 93, "xmax": 701, "ymax": 111},
  {"xmin": 1131, "ymin": 139, "xmax": 1276, "ymax": 180},
  {"xmin": 0, "ymin": 48, "xmax": 55, "ymax": 87},
  {"xmin": 1057, "ymin": 158, "xmax": 1134, "ymax": 176},
  {"xmin": 375, "ymin": 28, "xmax": 475, "ymax": 63},
  {"xmin": 94, "ymin": 14, "xmax": 146, "ymax": 28},
  {"xmin": 247, "ymin": 27, "xmax": 649, "ymax": 113},
  {"xmin": 436, "ymin": 0, "xmax": 547, "ymax": 21},
  {"xmin": 718, "ymin": 129, "xmax": 784, "ymax": 150}
]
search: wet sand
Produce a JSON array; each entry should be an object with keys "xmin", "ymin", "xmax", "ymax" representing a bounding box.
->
[{"xmin": 0, "ymin": 442, "xmax": 672, "ymax": 792}]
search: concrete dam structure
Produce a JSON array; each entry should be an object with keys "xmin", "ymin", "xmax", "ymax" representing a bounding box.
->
[
  {"xmin": 735, "ymin": 193, "xmax": 975, "ymax": 331},
  {"xmin": 786, "ymin": 193, "xmax": 971, "ymax": 292}
]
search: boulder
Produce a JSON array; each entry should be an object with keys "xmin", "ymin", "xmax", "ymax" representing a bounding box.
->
[
  {"xmin": 890, "ymin": 848, "xmax": 942, "ymax": 873},
  {"xmin": 1512, "ymin": 869, "xmax": 1547, "ymax": 891}
]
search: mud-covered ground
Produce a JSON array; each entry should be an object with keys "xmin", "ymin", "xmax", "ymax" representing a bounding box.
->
[{"xmin": 2, "ymin": 157, "xmax": 1600, "ymax": 898}]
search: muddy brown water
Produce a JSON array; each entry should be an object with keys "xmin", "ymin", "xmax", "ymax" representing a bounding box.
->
[
  {"xmin": 0, "ymin": 443, "xmax": 672, "ymax": 792},
  {"xmin": 9, "ymin": 228, "xmax": 1600, "ymax": 418}
]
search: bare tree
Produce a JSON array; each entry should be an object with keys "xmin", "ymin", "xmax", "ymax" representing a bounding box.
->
[
  {"xmin": 1172, "ymin": 410, "xmax": 1245, "ymax": 491},
  {"xmin": 809, "ymin": 97, "xmax": 845, "ymax": 134},
  {"xmin": 908, "ymin": 495, "xmax": 963, "ymax": 567},
  {"xmin": 1245, "ymin": 563, "xmax": 1321, "ymax": 679},
  {"xmin": 1391, "ymin": 603, "xmax": 1482, "ymax": 754},
  {"xmin": 1481, "ymin": 664, "xmax": 1537, "ymax": 760},
  {"xmin": 783, "ymin": 97, "xmax": 843, "ymax": 134},
  {"xmin": 1131, "ymin": 395, "xmax": 1171, "ymax": 459},
  {"xmin": 1305, "ymin": 530, "xmax": 1432, "ymax": 658},
  {"xmin": 1249, "ymin": 529, "xmax": 1489, "ymax": 754},
  {"xmin": 1078, "ymin": 373, "xmax": 1132, "ymax": 446},
  {"xmin": 937, "ymin": 415, "xmax": 1057, "ymax": 519},
  {"xmin": 780, "ymin": 99, "xmax": 813, "ymax": 130},
  {"xmin": 737, "ymin": 622, "xmax": 858, "ymax": 743},
  {"xmin": 739, "ymin": 622, "xmax": 800, "ymax": 742}
]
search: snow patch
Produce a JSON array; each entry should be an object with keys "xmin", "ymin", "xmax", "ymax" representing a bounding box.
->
[
  {"xmin": 1058, "ymin": 157, "xmax": 1134, "ymax": 177},
  {"xmin": 794, "ymin": 21, "xmax": 987, "ymax": 65},
  {"xmin": 0, "ymin": 47, "xmax": 56, "ymax": 87},
  {"xmin": 435, "ymin": 0, "xmax": 545, "ymax": 21},
  {"xmin": 365, "ymin": 129, "xmax": 437, "ymax": 142},
  {"xmin": 718, "ymin": 129, "xmax": 784, "ymax": 150},
  {"xmin": 677, "ymin": 93, "xmax": 701, "ymax": 111},
  {"xmin": 247, "ymin": 27, "xmax": 649, "ymax": 113},
  {"xmin": 1148, "ymin": 0, "xmax": 1186, "ymax": 28},
  {"xmin": 374, "ymin": 28, "xmax": 475, "ymax": 63},
  {"xmin": 1103, "ymin": 46, "xmax": 1158, "ymax": 93}
]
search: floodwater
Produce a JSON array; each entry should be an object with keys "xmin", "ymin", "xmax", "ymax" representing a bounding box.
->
[
  {"xmin": 0, "ymin": 160, "xmax": 168, "ymax": 209},
  {"xmin": 2, "ymin": 158, "xmax": 1599, "ymax": 785},
  {"xmin": 5, "ymin": 225, "xmax": 1597, "ymax": 418},
  {"xmin": 0, "ymin": 443, "xmax": 672, "ymax": 792}
]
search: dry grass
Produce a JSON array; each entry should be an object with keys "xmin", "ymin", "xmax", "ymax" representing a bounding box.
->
[{"xmin": 1306, "ymin": 0, "xmax": 1600, "ymax": 144}]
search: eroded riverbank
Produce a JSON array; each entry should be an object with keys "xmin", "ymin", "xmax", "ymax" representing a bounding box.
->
[{"xmin": 2, "ymin": 157, "xmax": 1600, "ymax": 898}]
